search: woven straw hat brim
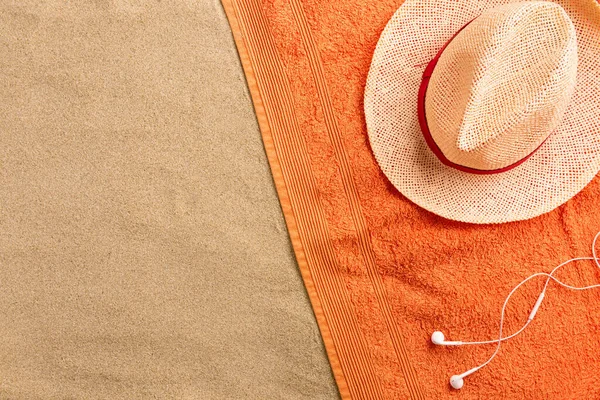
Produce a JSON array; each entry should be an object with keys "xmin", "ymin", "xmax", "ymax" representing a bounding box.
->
[{"xmin": 364, "ymin": 0, "xmax": 600, "ymax": 224}]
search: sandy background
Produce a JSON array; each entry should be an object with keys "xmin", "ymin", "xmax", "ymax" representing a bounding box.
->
[{"xmin": 0, "ymin": 1, "xmax": 337, "ymax": 398}]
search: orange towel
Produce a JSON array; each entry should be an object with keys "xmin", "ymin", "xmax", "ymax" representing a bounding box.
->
[{"xmin": 222, "ymin": 0, "xmax": 600, "ymax": 398}]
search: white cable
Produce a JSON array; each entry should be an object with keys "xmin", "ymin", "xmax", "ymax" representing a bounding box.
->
[
  {"xmin": 450, "ymin": 257, "xmax": 599, "ymax": 347},
  {"xmin": 461, "ymin": 255, "xmax": 599, "ymax": 346},
  {"xmin": 455, "ymin": 320, "xmax": 531, "ymax": 345},
  {"xmin": 467, "ymin": 231, "xmax": 600, "ymax": 377}
]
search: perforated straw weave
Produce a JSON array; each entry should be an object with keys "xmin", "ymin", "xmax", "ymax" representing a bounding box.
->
[
  {"xmin": 427, "ymin": 2, "xmax": 578, "ymax": 171},
  {"xmin": 364, "ymin": 0, "xmax": 600, "ymax": 224}
]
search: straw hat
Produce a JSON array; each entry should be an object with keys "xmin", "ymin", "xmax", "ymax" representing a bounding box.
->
[{"xmin": 364, "ymin": 0, "xmax": 600, "ymax": 224}]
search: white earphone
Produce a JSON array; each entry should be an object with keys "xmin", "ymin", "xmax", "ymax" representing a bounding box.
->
[{"xmin": 432, "ymin": 231, "xmax": 600, "ymax": 390}]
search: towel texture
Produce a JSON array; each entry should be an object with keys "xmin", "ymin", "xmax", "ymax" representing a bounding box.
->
[
  {"xmin": 0, "ymin": 1, "xmax": 337, "ymax": 398},
  {"xmin": 223, "ymin": 0, "xmax": 600, "ymax": 398}
]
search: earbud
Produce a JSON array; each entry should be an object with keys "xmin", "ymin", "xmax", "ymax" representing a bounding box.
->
[
  {"xmin": 431, "ymin": 331, "xmax": 463, "ymax": 346},
  {"xmin": 431, "ymin": 331, "xmax": 444, "ymax": 345},
  {"xmin": 449, "ymin": 367, "xmax": 480, "ymax": 390},
  {"xmin": 449, "ymin": 375, "xmax": 464, "ymax": 390}
]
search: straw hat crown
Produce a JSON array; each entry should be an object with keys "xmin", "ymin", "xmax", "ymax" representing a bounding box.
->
[{"xmin": 425, "ymin": 2, "xmax": 578, "ymax": 171}]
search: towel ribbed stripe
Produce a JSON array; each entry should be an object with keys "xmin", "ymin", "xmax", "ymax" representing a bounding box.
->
[
  {"xmin": 232, "ymin": 1, "xmax": 384, "ymax": 397},
  {"xmin": 222, "ymin": 0, "xmax": 424, "ymax": 398}
]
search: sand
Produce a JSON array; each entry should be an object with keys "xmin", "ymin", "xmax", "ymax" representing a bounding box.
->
[{"xmin": 0, "ymin": 1, "xmax": 338, "ymax": 398}]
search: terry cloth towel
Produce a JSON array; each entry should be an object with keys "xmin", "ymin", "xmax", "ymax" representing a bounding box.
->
[{"xmin": 223, "ymin": 0, "xmax": 600, "ymax": 398}]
